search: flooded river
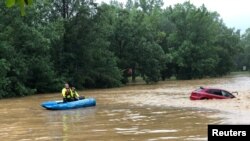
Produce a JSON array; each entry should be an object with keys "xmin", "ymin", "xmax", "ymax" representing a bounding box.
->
[{"xmin": 1, "ymin": 72, "xmax": 250, "ymax": 141}]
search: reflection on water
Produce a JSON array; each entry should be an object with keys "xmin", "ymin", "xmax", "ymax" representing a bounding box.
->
[{"xmin": 0, "ymin": 73, "xmax": 250, "ymax": 140}]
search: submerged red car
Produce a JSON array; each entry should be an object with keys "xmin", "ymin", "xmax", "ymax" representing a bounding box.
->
[{"xmin": 190, "ymin": 87, "xmax": 236, "ymax": 100}]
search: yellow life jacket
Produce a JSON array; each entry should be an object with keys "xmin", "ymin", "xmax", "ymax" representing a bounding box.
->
[
  {"xmin": 72, "ymin": 90, "xmax": 79, "ymax": 98},
  {"xmin": 62, "ymin": 88, "xmax": 73, "ymax": 98}
]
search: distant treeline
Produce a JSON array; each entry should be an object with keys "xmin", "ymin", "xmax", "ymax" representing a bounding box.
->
[{"xmin": 0, "ymin": 0, "xmax": 249, "ymax": 98}]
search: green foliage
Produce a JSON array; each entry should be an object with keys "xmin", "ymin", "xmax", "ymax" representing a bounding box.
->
[
  {"xmin": 6, "ymin": 0, "xmax": 33, "ymax": 16},
  {"xmin": 0, "ymin": 0, "xmax": 60, "ymax": 98},
  {"xmin": 0, "ymin": 0, "xmax": 244, "ymax": 98},
  {"xmin": 235, "ymin": 28, "xmax": 250, "ymax": 70},
  {"xmin": 55, "ymin": 2, "xmax": 122, "ymax": 88},
  {"xmin": 139, "ymin": 42, "xmax": 166, "ymax": 83},
  {"xmin": 0, "ymin": 58, "xmax": 11, "ymax": 98},
  {"xmin": 6, "ymin": 0, "xmax": 15, "ymax": 7},
  {"xmin": 159, "ymin": 2, "xmax": 241, "ymax": 79}
]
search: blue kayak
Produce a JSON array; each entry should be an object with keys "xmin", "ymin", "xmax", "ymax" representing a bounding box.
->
[{"xmin": 41, "ymin": 98, "xmax": 96, "ymax": 110}]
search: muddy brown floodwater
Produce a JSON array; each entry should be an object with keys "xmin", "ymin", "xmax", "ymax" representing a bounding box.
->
[{"xmin": 1, "ymin": 72, "xmax": 250, "ymax": 141}]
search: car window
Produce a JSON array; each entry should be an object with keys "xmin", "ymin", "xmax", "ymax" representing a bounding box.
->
[
  {"xmin": 206, "ymin": 89, "xmax": 212, "ymax": 93},
  {"xmin": 213, "ymin": 90, "xmax": 222, "ymax": 96},
  {"xmin": 195, "ymin": 88, "xmax": 203, "ymax": 92},
  {"xmin": 221, "ymin": 90, "xmax": 232, "ymax": 97},
  {"xmin": 206, "ymin": 89, "xmax": 222, "ymax": 96}
]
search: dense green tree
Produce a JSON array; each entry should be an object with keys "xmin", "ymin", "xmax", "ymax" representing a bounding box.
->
[
  {"xmin": 58, "ymin": 2, "xmax": 122, "ymax": 88},
  {"xmin": 5, "ymin": 0, "xmax": 33, "ymax": 15},
  {"xmin": 159, "ymin": 2, "xmax": 241, "ymax": 79},
  {"xmin": 110, "ymin": 6, "xmax": 166, "ymax": 83},
  {"xmin": 235, "ymin": 28, "xmax": 250, "ymax": 70},
  {"xmin": 0, "ymin": 1, "xmax": 61, "ymax": 98},
  {"xmin": 0, "ymin": 0, "xmax": 244, "ymax": 98}
]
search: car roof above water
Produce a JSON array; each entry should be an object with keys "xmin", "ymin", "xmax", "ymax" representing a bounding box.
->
[{"xmin": 197, "ymin": 86, "xmax": 230, "ymax": 91}]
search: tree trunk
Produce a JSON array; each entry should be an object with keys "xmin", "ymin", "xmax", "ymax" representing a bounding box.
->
[
  {"xmin": 62, "ymin": 0, "xmax": 68, "ymax": 19},
  {"xmin": 132, "ymin": 67, "xmax": 136, "ymax": 82}
]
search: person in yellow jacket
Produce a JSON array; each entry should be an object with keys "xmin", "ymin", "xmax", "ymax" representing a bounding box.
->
[
  {"xmin": 62, "ymin": 83, "xmax": 73, "ymax": 102},
  {"xmin": 71, "ymin": 87, "xmax": 80, "ymax": 101}
]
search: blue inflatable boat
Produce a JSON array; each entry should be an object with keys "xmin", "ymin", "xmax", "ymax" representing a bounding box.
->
[{"xmin": 41, "ymin": 98, "xmax": 96, "ymax": 110}]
